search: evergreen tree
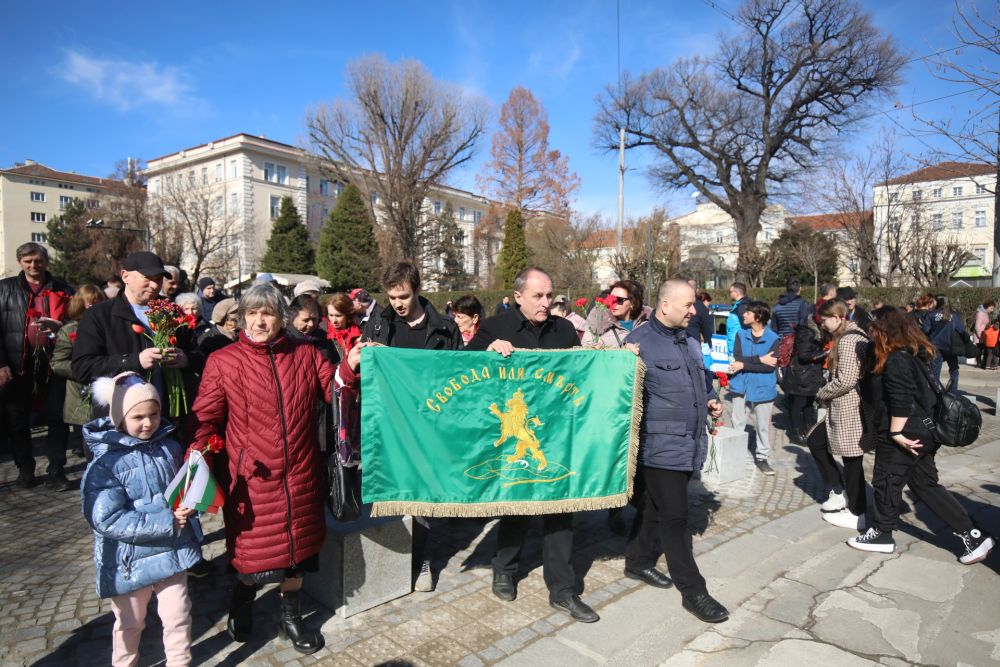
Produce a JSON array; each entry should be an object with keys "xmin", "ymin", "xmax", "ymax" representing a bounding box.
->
[
  {"xmin": 315, "ymin": 184, "xmax": 379, "ymax": 291},
  {"xmin": 47, "ymin": 198, "xmax": 97, "ymax": 285},
  {"xmin": 496, "ymin": 207, "xmax": 530, "ymax": 289},
  {"xmin": 428, "ymin": 202, "xmax": 471, "ymax": 291},
  {"xmin": 261, "ymin": 197, "xmax": 315, "ymax": 274}
]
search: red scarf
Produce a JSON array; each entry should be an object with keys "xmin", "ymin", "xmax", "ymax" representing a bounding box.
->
[{"xmin": 328, "ymin": 323, "xmax": 361, "ymax": 356}]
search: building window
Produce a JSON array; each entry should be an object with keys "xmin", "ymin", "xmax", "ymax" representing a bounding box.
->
[
  {"xmin": 951, "ymin": 211, "xmax": 963, "ymax": 229},
  {"xmin": 270, "ymin": 196, "xmax": 281, "ymax": 219},
  {"xmin": 433, "ymin": 201, "xmax": 442, "ymax": 215},
  {"xmin": 87, "ymin": 199, "xmax": 100, "ymax": 209},
  {"xmin": 188, "ymin": 171, "xmax": 195, "ymax": 186},
  {"xmin": 264, "ymin": 162, "xmax": 274, "ymax": 182},
  {"xmin": 30, "ymin": 191, "xmax": 45, "ymax": 202},
  {"xmin": 30, "ymin": 212, "xmax": 46, "ymax": 222},
  {"xmin": 31, "ymin": 233, "xmax": 47, "ymax": 243},
  {"xmin": 371, "ymin": 191, "xmax": 379, "ymax": 205},
  {"xmin": 474, "ymin": 210, "xmax": 482, "ymax": 224},
  {"xmin": 60, "ymin": 195, "xmax": 73, "ymax": 209},
  {"xmin": 952, "ymin": 186, "xmax": 963, "ymax": 197},
  {"xmin": 264, "ymin": 162, "xmax": 287, "ymax": 184},
  {"xmin": 276, "ymin": 165, "xmax": 287, "ymax": 185},
  {"xmin": 459, "ymin": 207, "xmax": 466, "ymax": 220},
  {"xmin": 932, "ymin": 213, "xmax": 943, "ymax": 230},
  {"xmin": 230, "ymin": 160, "xmax": 237, "ymax": 179},
  {"xmin": 320, "ymin": 180, "xmax": 331, "ymax": 196},
  {"xmin": 912, "ymin": 189, "xmax": 922, "ymax": 200},
  {"xmin": 932, "ymin": 188, "xmax": 942, "ymax": 198},
  {"xmin": 334, "ymin": 182, "xmax": 344, "ymax": 197},
  {"xmin": 231, "ymin": 193, "xmax": 238, "ymax": 214},
  {"xmin": 305, "ymin": 176, "xmax": 311, "ymax": 193},
  {"xmin": 215, "ymin": 164, "xmax": 223, "ymax": 182},
  {"xmin": 975, "ymin": 209, "xmax": 987, "ymax": 227},
  {"xmin": 201, "ymin": 167, "xmax": 208, "ymax": 185},
  {"xmin": 976, "ymin": 183, "xmax": 987, "ymax": 195},
  {"xmin": 888, "ymin": 192, "xmax": 899, "ymax": 203}
]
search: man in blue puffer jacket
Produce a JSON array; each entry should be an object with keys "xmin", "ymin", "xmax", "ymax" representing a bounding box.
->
[
  {"xmin": 725, "ymin": 282, "xmax": 749, "ymax": 357},
  {"xmin": 624, "ymin": 279, "xmax": 729, "ymax": 624},
  {"xmin": 770, "ymin": 278, "xmax": 812, "ymax": 337}
]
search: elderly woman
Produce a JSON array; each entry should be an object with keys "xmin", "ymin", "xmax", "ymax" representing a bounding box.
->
[
  {"xmin": 175, "ymin": 291, "xmax": 211, "ymax": 341},
  {"xmin": 189, "ymin": 283, "xmax": 333, "ymax": 655},
  {"xmin": 196, "ymin": 297, "xmax": 239, "ymax": 359}
]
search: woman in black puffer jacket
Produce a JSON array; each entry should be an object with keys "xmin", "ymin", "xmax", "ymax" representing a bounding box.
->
[
  {"xmin": 848, "ymin": 308, "xmax": 994, "ymax": 564},
  {"xmin": 780, "ymin": 317, "xmax": 827, "ymax": 444}
]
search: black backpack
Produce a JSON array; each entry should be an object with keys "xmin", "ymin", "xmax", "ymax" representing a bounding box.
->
[{"xmin": 914, "ymin": 356, "xmax": 981, "ymax": 447}]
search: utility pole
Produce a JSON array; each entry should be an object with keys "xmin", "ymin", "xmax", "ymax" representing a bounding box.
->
[
  {"xmin": 645, "ymin": 222, "xmax": 654, "ymax": 306},
  {"xmin": 993, "ymin": 109, "xmax": 999, "ymax": 287},
  {"xmin": 617, "ymin": 127, "xmax": 625, "ymax": 255}
]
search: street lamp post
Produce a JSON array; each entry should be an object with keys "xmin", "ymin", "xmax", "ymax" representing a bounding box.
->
[{"xmin": 85, "ymin": 219, "xmax": 151, "ymax": 252}]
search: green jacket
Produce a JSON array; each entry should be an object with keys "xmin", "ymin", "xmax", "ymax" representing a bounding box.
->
[{"xmin": 51, "ymin": 321, "xmax": 91, "ymax": 425}]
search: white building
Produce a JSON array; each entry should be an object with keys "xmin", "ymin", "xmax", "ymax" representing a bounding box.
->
[
  {"xmin": 144, "ymin": 133, "xmax": 492, "ymax": 286},
  {"xmin": 0, "ymin": 161, "xmax": 114, "ymax": 277},
  {"xmin": 875, "ymin": 161, "xmax": 996, "ymax": 286}
]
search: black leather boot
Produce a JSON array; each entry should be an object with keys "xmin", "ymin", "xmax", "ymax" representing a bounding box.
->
[
  {"xmin": 227, "ymin": 581, "xmax": 257, "ymax": 642},
  {"xmin": 278, "ymin": 590, "xmax": 323, "ymax": 654}
]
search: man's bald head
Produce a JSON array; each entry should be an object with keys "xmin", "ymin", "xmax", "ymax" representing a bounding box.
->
[{"xmin": 656, "ymin": 279, "xmax": 697, "ymax": 328}]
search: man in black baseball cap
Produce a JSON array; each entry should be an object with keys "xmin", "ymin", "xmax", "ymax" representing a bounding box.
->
[
  {"xmin": 835, "ymin": 286, "xmax": 872, "ymax": 331},
  {"xmin": 122, "ymin": 251, "xmax": 171, "ymax": 278}
]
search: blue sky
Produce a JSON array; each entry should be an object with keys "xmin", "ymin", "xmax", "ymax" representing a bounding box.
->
[{"xmin": 0, "ymin": 0, "xmax": 990, "ymax": 223}]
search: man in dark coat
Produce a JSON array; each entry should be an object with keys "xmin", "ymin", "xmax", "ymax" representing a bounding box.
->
[
  {"xmin": 350, "ymin": 288, "xmax": 384, "ymax": 332},
  {"xmin": 466, "ymin": 267, "xmax": 600, "ymax": 624},
  {"xmin": 771, "ymin": 277, "xmax": 813, "ymax": 337},
  {"xmin": 197, "ymin": 276, "xmax": 226, "ymax": 324},
  {"xmin": 624, "ymin": 279, "xmax": 729, "ymax": 624},
  {"xmin": 685, "ymin": 280, "xmax": 715, "ymax": 344},
  {"xmin": 0, "ymin": 242, "xmax": 75, "ymax": 488},
  {"xmin": 836, "ymin": 286, "xmax": 872, "ymax": 331},
  {"xmin": 338, "ymin": 263, "xmax": 459, "ymax": 594}
]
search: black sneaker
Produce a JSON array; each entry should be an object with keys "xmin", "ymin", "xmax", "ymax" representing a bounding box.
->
[
  {"xmin": 45, "ymin": 470, "xmax": 72, "ymax": 492},
  {"xmin": 957, "ymin": 528, "xmax": 995, "ymax": 565},
  {"xmin": 755, "ymin": 460, "xmax": 775, "ymax": 476},
  {"xmin": 847, "ymin": 527, "xmax": 895, "ymax": 554}
]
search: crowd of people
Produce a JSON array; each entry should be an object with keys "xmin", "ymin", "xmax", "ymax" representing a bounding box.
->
[{"xmin": 0, "ymin": 241, "xmax": 995, "ymax": 664}]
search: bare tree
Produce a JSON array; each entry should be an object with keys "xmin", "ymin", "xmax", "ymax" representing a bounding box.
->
[
  {"xmin": 595, "ymin": 0, "xmax": 905, "ymax": 279},
  {"xmin": 607, "ymin": 209, "xmax": 681, "ymax": 284},
  {"xmin": 151, "ymin": 177, "xmax": 241, "ymax": 284},
  {"xmin": 907, "ymin": 228, "xmax": 976, "ymax": 288},
  {"xmin": 913, "ymin": 1, "xmax": 999, "ymax": 171},
  {"xmin": 782, "ymin": 226, "xmax": 839, "ymax": 296},
  {"xmin": 742, "ymin": 245, "xmax": 784, "ymax": 289},
  {"xmin": 527, "ymin": 212, "xmax": 602, "ymax": 293},
  {"xmin": 306, "ymin": 55, "xmax": 488, "ymax": 262}
]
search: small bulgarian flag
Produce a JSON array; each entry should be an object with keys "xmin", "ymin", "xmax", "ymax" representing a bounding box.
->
[{"xmin": 166, "ymin": 450, "xmax": 224, "ymax": 514}]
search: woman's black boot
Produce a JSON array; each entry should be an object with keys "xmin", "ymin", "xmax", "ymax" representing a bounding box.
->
[
  {"xmin": 227, "ymin": 581, "xmax": 257, "ymax": 642},
  {"xmin": 278, "ymin": 590, "xmax": 323, "ymax": 654}
]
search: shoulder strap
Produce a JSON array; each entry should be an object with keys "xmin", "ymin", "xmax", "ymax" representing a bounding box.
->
[{"xmin": 910, "ymin": 353, "xmax": 944, "ymax": 397}]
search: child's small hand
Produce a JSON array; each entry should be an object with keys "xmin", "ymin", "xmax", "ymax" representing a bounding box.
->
[{"xmin": 173, "ymin": 507, "xmax": 196, "ymax": 531}]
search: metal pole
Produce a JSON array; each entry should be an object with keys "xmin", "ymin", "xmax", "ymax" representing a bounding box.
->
[
  {"xmin": 645, "ymin": 222, "xmax": 654, "ymax": 306},
  {"xmin": 617, "ymin": 127, "xmax": 625, "ymax": 255},
  {"xmin": 993, "ymin": 108, "xmax": 999, "ymax": 287}
]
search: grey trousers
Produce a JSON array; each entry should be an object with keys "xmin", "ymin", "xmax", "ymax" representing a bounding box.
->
[{"xmin": 731, "ymin": 395, "xmax": 773, "ymax": 461}]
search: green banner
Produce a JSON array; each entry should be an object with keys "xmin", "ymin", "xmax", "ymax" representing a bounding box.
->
[{"xmin": 360, "ymin": 347, "xmax": 644, "ymax": 517}]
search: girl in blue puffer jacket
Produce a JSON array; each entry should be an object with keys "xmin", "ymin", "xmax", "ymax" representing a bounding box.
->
[{"xmin": 82, "ymin": 372, "xmax": 202, "ymax": 667}]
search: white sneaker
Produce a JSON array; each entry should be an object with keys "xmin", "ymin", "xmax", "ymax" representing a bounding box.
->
[
  {"xmin": 414, "ymin": 560, "xmax": 434, "ymax": 592},
  {"xmin": 822, "ymin": 509, "xmax": 866, "ymax": 530},
  {"xmin": 820, "ymin": 490, "xmax": 847, "ymax": 512}
]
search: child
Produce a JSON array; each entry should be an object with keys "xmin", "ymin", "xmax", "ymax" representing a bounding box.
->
[
  {"xmin": 984, "ymin": 321, "xmax": 1000, "ymax": 370},
  {"xmin": 82, "ymin": 372, "xmax": 202, "ymax": 667}
]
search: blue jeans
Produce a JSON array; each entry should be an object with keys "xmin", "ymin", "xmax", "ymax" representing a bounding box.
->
[{"xmin": 931, "ymin": 353, "xmax": 960, "ymax": 395}]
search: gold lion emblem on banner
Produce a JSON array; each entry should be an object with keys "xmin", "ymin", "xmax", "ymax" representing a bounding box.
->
[
  {"xmin": 464, "ymin": 389, "xmax": 575, "ymax": 487},
  {"xmin": 490, "ymin": 388, "xmax": 548, "ymax": 470}
]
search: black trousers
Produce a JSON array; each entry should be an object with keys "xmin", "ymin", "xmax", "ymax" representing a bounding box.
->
[
  {"xmin": 806, "ymin": 423, "xmax": 866, "ymax": 515},
  {"xmin": 625, "ymin": 467, "xmax": 706, "ymax": 597},
  {"xmin": 492, "ymin": 513, "xmax": 575, "ymax": 603},
  {"xmin": 2, "ymin": 374, "xmax": 67, "ymax": 474},
  {"xmin": 871, "ymin": 437, "xmax": 972, "ymax": 534},
  {"xmin": 786, "ymin": 394, "xmax": 816, "ymax": 440}
]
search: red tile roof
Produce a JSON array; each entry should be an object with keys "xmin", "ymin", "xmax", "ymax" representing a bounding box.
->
[
  {"xmin": 787, "ymin": 211, "xmax": 870, "ymax": 231},
  {"xmin": 883, "ymin": 161, "xmax": 994, "ymax": 186},
  {"xmin": 1, "ymin": 163, "xmax": 113, "ymax": 188}
]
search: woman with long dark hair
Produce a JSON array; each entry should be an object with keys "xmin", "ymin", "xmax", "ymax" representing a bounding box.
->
[
  {"xmin": 848, "ymin": 309, "xmax": 994, "ymax": 563},
  {"xmin": 810, "ymin": 299, "xmax": 872, "ymax": 530}
]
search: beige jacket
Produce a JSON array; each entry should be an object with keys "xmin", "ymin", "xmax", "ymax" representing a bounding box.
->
[{"xmin": 816, "ymin": 323, "xmax": 873, "ymax": 457}]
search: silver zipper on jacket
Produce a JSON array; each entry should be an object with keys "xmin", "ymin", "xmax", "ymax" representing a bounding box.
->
[{"xmin": 267, "ymin": 348, "xmax": 297, "ymax": 567}]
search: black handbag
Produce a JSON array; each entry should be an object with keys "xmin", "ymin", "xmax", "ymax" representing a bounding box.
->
[{"xmin": 913, "ymin": 355, "xmax": 981, "ymax": 447}]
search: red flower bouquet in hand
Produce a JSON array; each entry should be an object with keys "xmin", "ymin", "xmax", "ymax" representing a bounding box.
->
[
  {"xmin": 715, "ymin": 371, "xmax": 730, "ymax": 388},
  {"xmin": 40, "ymin": 289, "xmax": 70, "ymax": 321},
  {"xmin": 137, "ymin": 299, "xmax": 195, "ymax": 417}
]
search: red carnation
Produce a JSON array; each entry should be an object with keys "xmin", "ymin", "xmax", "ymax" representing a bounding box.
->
[
  {"xmin": 131, "ymin": 324, "xmax": 144, "ymax": 334},
  {"xmin": 26, "ymin": 308, "xmax": 44, "ymax": 318},
  {"xmin": 168, "ymin": 335, "xmax": 177, "ymax": 346},
  {"xmin": 715, "ymin": 371, "xmax": 730, "ymax": 388},
  {"xmin": 207, "ymin": 435, "xmax": 225, "ymax": 453},
  {"xmin": 575, "ymin": 297, "xmax": 587, "ymax": 308},
  {"xmin": 68, "ymin": 332, "xmax": 77, "ymax": 343}
]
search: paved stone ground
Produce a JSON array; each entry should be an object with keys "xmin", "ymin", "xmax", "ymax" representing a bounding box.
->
[{"xmin": 1, "ymin": 368, "xmax": 997, "ymax": 666}]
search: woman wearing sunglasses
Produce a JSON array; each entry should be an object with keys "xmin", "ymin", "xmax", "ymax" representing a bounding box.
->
[{"xmin": 582, "ymin": 280, "xmax": 650, "ymax": 349}]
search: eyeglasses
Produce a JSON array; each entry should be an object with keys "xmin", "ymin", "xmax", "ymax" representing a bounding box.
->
[{"xmin": 611, "ymin": 295, "xmax": 630, "ymax": 305}]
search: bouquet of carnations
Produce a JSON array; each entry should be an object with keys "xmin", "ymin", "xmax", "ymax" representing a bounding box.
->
[{"xmin": 134, "ymin": 299, "xmax": 197, "ymax": 417}]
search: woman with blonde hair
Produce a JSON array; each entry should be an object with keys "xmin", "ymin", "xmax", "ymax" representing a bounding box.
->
[
  {"xmin": 809, "ymin": 298, "xmax": 873, "ymax": 530},
  {"xmin": 50, "ymin": 284, "xmax": 107, "ymax": 462}
]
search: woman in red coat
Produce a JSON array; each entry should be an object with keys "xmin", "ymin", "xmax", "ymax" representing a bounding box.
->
[{"xmin": 189, "ymin": 283, "xmax": 333, "ymax": 655}]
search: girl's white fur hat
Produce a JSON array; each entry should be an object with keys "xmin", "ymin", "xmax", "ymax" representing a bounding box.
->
[{"xmin": 92, "ymin": 372, "xmax": 160, "ymax": 428}]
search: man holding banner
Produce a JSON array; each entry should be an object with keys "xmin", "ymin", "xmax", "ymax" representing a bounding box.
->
[
  {"xmin": 624, "ymin": 279, "xmax": 729, "ymax": 624},
  {"xmin": 466, "ymin": 267, "xmax": 600, "ymax": 624}
]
